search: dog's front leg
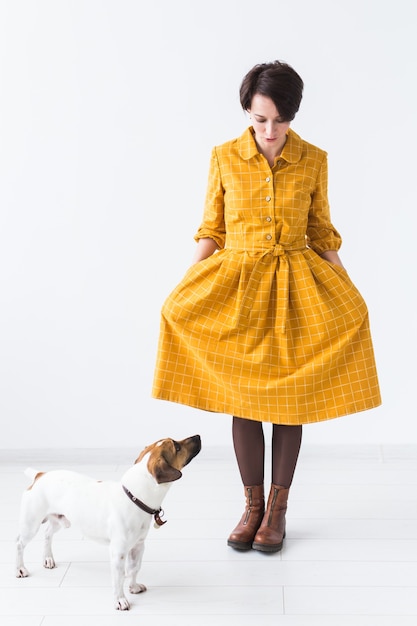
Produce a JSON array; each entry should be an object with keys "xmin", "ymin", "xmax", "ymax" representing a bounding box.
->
[
  {"xmin": 126, "ymin": 541, "xmax": 146, "ymax": 595},
  {"xmin": 110, "ymin": 542, "xmax": 131, "ymax": 611}
]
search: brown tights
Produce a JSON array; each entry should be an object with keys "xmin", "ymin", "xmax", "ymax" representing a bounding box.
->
[{"xmin": 232, "ymin": 416, "xmax": 302, "ymax": 488}]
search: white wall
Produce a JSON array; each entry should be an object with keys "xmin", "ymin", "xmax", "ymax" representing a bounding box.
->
[{"xmin": 0, "ymin": 0, "xmax": 416, "ymax": 449}]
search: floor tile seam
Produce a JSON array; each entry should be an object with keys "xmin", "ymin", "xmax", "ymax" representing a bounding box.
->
[
  {"xmin": 9, "ymin": 582, "xmax": 284, "ymax": 587},
  {"xmin": 56, "ymin": 562, "xmax": 71, "ymax": 587},
  {"xmin": 281, "ymin": 612, "xmax": 417, "ymax": 619},
  {"xmin": 2, "ymin": 614, "xmax": 416, "ymax": 621},
  {"xmin": 295, "ymin": 480, "xmax": 417, "ymax": 484},
  {"xmin": 126, "ymin": 517, "xmax": 417, "ymax": 522},
  {"xmin": 8, "ymin": 583, "xmax": 286, "ymax": 589},
  {"xmin": 1, "ymin": 558, "xmax": 417, "ymax": 564},
  {"xmin": 22, "ymin": 583, "xmax": 417, "ymax": 592},
  {"xmin": 7, "ymin": 536, "xmax": 416, "ymax": 542},
  {"xmin": 281, "ymin": 584, "xmax": 417, "ymax": 589},
  {"xmin": 4, "ymin": 560, "xmax": 417, "ymax": 567},
  {"xmin": 288, "ymin": 514, "xmax": 417, "ymax": 518},
  {"xmin": 285, "ymin": 537, "xmax": 417, "ymax": 541},
  {"xmin": 280, "ymin": 560, "xmax": 417, "ymax": 563}
]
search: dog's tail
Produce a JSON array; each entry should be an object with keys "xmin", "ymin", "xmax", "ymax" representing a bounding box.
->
[{"xmin": 24, "ymin": 467, "xmax": 45, "ymax": 485}]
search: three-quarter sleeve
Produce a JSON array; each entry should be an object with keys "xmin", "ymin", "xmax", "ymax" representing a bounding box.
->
[
  {"xmin": 194, "ymin": 148, "xmax": 226, "ymax": 249},
  {"xmin": 306, "ymin": 153, "xmax": 342, "ymax": 254}
]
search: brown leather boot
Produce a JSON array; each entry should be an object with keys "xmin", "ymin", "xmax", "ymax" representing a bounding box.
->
[
  {"xmin": 252, "ymin": 484, "xmax": 289, "ymax": 553},
  {"xmin": 227, "ymin": 485, "xmax": 264, "ymax": 550}
]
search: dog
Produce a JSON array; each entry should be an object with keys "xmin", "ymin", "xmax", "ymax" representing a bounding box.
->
[{"xmin": 15, "ymin": 434, "xmax": 201, "ymax": 610}]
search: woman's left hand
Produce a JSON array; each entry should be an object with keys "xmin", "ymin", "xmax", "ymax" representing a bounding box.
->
[{"xmin": 320, "ymin": 250, "xmax": 345, "ymax": 269}]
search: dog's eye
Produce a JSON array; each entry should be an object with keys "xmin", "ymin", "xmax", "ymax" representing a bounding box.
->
[{"xmin": 174, "ymin": 441, "xmax": 181, "ymax": 453}]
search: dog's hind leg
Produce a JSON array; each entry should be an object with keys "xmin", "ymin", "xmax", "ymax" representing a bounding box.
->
[
  {"xmin": 43, "ymin": 514, "xmax": 71, "ymax": 569},
  {"xmin": 16, "ymin": 532, "xmax": 32, "ymax": 578},
  {"xmin": 16, "ymin": 513, "xmax": 45, "ymax": 578},
  {"xmin": 126, "ymin": 541, "xmax": 147, "ymax": 595}
]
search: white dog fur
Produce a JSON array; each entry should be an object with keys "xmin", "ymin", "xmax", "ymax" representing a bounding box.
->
[{"xmin": 15, "ymin": 434, "xmax": 201, "ymax": 610}]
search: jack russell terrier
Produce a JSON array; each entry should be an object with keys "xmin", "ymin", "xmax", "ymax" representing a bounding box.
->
[{"xmin": 15, "ymin": 434, "xmax": 201, "ymax": 610}]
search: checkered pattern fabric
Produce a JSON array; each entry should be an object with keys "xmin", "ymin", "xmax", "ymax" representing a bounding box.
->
[{"xmin": 152, "ymin": 128, "xmax": 381, "ymax": 424}]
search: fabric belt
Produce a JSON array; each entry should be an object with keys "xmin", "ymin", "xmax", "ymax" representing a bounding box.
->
[{"xmin": 236, "ymin": 240, "xmax": 307, "ymax": 334}]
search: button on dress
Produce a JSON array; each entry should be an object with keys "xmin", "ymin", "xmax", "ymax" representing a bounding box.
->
[{"xmin": 152, "ymin": 128, "xmax": 381, "ymax": 424}]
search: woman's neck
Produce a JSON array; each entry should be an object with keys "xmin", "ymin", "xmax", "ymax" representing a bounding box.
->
[{"xmin": 261, "ymin": 137, "xmax": 286, "ymax": 167}]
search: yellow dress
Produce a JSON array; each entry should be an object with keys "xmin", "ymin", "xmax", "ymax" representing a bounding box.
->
[{"xmin": 152, "ymin": 127, "xmax": 381, "ymax": 424}]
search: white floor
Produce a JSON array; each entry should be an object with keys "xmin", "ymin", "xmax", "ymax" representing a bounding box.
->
[{"xmin": 1, "ymin": 443, "xmax": 417, "ymax": 626}]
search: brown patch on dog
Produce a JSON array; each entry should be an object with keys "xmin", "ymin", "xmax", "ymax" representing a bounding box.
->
[
  {"xmin": 27, "ymin": 472, "xmax": 45, "ymax": 491},
  {"xmin": 135, "ymin": 435, "xmax": 201, "ymax": 484}
]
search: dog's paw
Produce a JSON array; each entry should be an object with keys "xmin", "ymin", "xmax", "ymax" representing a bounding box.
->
[
  {"xmin": 43, "ymin": 557, "xmax": 56, "ymax": 569},
  {"xmin": 129, "ymin": 583, "xmax": 147, "ymax": 594},
  {"xmin": 16, "ymin": 566, "xmax": 29, "ymax": 578},
  {"xmin": 115, "ymin": 597, "xmax": 130, "ymax": 611}
]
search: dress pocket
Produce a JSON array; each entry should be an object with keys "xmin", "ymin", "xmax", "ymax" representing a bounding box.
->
[{"xmin": 304, "ymin": 249, "xmax": 369, "ymax": 326}]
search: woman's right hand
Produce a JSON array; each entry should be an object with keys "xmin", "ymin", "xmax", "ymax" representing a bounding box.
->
[{"xmin": 192, "ymin": 238, "xmax": 219, "ymax": 265}]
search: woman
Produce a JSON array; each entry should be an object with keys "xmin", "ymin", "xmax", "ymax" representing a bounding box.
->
[{"xmin": 152, "ymin": 60, "xmax": 381, "ymax": 553}]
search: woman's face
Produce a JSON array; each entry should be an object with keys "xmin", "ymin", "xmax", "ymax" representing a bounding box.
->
[{"xmin": 248, "ymin": 93, "xmax": 290, "ymax": 156}]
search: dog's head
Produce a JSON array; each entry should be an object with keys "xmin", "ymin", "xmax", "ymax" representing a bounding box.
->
[{"xmin": 135, "ymin": 434, "xmax": 201, "ymax": 484}]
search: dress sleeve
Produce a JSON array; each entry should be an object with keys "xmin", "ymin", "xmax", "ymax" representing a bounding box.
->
[
  {"xmin": 306, "ymin": 153, "xmax": 342, "ymax": 254},
  {"xmin": 194, "ymin": 147, "xmax": 226, "ymax": 249}
]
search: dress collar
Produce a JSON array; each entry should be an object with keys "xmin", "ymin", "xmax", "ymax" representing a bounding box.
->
[{"xmin": 237, "ymin": 127, "xmax": 303, "ymax": 164}]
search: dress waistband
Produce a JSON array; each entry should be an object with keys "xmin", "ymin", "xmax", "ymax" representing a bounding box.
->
[
  {"xmin": 236, "ymin": 240, "xmax": 307, "ymax": 333},
  {"xmin": 230, "ymin": 239, "xmax": 307, "ymax": 256}
]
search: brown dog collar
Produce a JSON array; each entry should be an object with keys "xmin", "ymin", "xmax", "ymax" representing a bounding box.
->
[{"xmin": 122, "ymin": 485, "xmax": 167, "ymax": 527}]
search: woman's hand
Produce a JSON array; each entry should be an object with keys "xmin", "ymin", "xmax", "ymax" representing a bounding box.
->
[
  {"xmin": 320, "ymin": 250, "xmax": 345, "ymax": 269},
  {"xmin": 192, "ymin": 238, "xmax": 219, "ymax": 265}
]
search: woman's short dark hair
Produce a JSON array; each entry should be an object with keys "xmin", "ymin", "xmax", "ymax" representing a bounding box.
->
[{"xmin": 239, "ymin": 60, "xmax": 304, "ymax": 122}]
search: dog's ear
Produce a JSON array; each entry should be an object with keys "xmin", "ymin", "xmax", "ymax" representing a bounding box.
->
[{"xmin": 151, "ymin": 456, "xmax": 182, "ymax": 484}]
